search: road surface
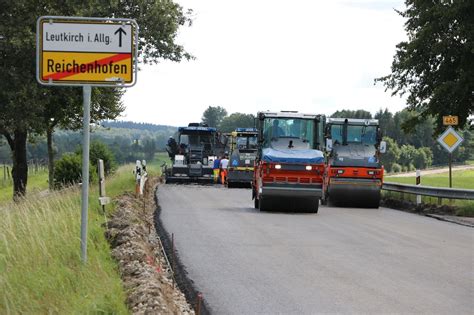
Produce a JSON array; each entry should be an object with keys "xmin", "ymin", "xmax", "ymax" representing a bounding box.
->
[{"xmin": 157, "ymin": 184, "xmax": 473, "ymax": 314}]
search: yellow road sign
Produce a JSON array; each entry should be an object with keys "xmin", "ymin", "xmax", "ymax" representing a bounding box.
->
[
  {"xmin": 443, "ymin": 115, "xmax": 458, "ymax": 126},
  {"xmin": 437, "ymin": 126, "xmax": 464, "ymax": 153},
  {"xmin": 37, "ymin": 16, "xmax": 138, "ymax": 86}
]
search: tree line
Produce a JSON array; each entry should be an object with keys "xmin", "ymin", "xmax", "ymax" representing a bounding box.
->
[{"xmin": 202, "ymin": 106, "xmax": 473, "ymax": 173}]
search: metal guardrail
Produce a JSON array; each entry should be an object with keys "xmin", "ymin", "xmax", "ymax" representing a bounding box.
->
[{"xmin": 383, "ymin": 182, "xmax": 474, "ymax": 200}]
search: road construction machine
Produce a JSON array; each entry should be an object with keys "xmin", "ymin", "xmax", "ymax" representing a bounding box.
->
[
  {"xmin": 252, "ymin": 111, "xmax": 325, "ymax": 212},
  {"xmin": 227, "ymin": 128, "xmax": 258, "ymax": 188},
  {"xmin": 323, "ymin": 118, "xmax": 386, "ymax": 208},
  {"xmin": 164, "ymin": 123, "xmax": 224, "ymax": 184}
]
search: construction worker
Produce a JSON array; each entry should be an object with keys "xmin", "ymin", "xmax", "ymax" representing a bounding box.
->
[
  {"xmin": 219, "ymin": 155, "xmax": 229, "ymax": 185},
  {"xmin": 213, "ymin": 156, "xmax": 221, "ymax": 183}
]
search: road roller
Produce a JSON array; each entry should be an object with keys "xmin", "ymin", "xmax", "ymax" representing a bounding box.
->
[
  {"xmin": 227, "ymin": 128, "xmax": 258, "ymax": 188},
  {"xmin": 323, "ymin": 118, "xmax": 387, "ymax": 208},
  {"xmin": 252, "ymin": 111, "xmax": 325, "ymax": 213}
]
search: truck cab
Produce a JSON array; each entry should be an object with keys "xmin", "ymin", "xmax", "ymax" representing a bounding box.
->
[
  {"xmin": 252, "ymin": 111, "xmax": 325, "ymax": 212},
  {"xmin": 227, "ymin": 128, "xmax": 258, "ymax": 188},
  {"xmin": 324, "ymin": 118, "xmax": 386, "ymax": 207}
]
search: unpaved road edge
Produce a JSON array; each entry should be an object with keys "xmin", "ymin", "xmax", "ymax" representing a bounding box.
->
[{"xmin": 105, "ymin": 178, "xmax": 195, "ymax": 314}]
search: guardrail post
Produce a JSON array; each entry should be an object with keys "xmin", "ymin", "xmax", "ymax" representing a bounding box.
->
[
  {"xmin": 195, "ymin": 292, "xmax": 203, "ymax": 315},
  {"xmin": 416, "ymin": 169, "xmax": 421, "ymax": 205}
]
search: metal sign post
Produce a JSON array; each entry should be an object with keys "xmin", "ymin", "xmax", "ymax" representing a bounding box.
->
[
  {"xmin": 449, "ymin": 153, "xmax": 452, "ymax": 188},
  {"xmin": 80, "ymin": 85, "xmax": 91, "ymax": 262},
  {"xmin": 36, "ymin": 16, "xmax": 138, "ymax": 263}
]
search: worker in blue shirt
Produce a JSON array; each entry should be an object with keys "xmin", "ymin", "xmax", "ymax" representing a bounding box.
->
[{"xmin": 213, "ymin": 156, "xmax": 221, "ymax": 183}]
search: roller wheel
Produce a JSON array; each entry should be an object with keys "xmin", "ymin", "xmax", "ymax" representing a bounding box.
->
[
  {"xmin": 303, "ymin": 200, "xmax": 319, "ymax": 213},
  {"xmin": 258, "ymin": 197, "xmax": 267, "ymax": 212}
]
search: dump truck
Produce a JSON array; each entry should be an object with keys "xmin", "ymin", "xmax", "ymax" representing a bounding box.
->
[
  {"xmin": 164, "ymin": 123, "xmax": 224, "ymax": 184},
  {"xmin": 323, "ymin": 118, "xmax": 386, "ymax": 208},
  {"xmin": 252, "ymin": 111, "xmax": 325, "ymax": 212},
  {"xmin": 226, "ymin": 128, "xmax": 258, "ymax": 188}
]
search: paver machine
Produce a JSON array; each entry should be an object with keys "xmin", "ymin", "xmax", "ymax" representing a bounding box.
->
[
  {"xmin": 323, "ymin": 118, "xmax": 387, "ymax": 208},
  {"xmin": 164, "ymin": 123, "xmax": 224, "ymax": 184},
  {"xmin": 227, "ymin": 128, "xmax": 258, "ymax": 188},
  {"xmin": 252, "ymin": 111, "xmax": 326, "ymax": 212}
]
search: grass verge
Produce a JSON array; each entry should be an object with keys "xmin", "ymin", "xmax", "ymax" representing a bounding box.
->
[{"xmin": 0, "ymin": 164, "xmax": 139, "ymax": 314}]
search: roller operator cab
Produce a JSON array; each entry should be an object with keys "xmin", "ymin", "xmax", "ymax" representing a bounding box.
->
[
  {"xmin": 324, "ymin": 118, "xmax": 387, "ymax": 208},
  {"xmin": 227, "ymin": 128, "xmax": 258, "ymax": 188},
  {"xmin": 165, "ymin": 123, "xmax": 222, "ymax": 184},
  {"xmin": 253, "ymin": 111, "xmax": 325, "ymax": 213}
]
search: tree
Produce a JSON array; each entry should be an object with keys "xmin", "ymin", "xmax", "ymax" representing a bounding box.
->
[
  {"xmin": 380, "ymin": 137, "xmax": 401, "ymax": 172},
  {"xmin": 413, "ymin": 147, "xmax": 433, "ymax": 169},
  {"xmin": 142, "ymin": 138, "xmax": 157, "ymax": 161},
  {"xmin": 201, "ymin": 106, "xmax": 228, "ymax": 128},
  {"xmin": 0, "ymin": 0, "xmax": 192, "ymax": 199},
  {"xmin": 399, "ymin": 144, "xmax": 417, "ymax": 169},
  {"xmin": 41, "ymin": 87, "xmax": 124, "ymax": 190},
  {"xmin": 83, "ymin": 141, "xmax": 117, "ymax": 176},
  {"xmin": 375, "ymin": 0, "xmax": 474, "ymax": 132},
  {"xmin": 219, "ymin": 113, "xmax": 255, "ymax": 133}
]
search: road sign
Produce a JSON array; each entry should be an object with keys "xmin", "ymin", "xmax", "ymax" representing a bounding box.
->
[
  {"xmin": 437, "ymin": 126, "xmax": 464, "ymax": 153},
  {"xmin": 443, "ymin": 115, "xmax": 459, "ymax": 126},
  {"xmin": 37, "ymin": 16, "xmax": 138, "ymax": 86}
]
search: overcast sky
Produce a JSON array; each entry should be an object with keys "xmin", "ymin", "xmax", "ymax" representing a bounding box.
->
[{"xmin": 122, "ymin": 0, "xmax": 408, "ymax": 127}]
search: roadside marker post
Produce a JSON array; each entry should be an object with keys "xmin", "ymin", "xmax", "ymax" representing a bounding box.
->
[
  {"xmin": 36, "ymin": 16, "xmax": 138, "ymax": 263},
  {"xmin": 416, "ymin": 169, "xmax": 421, "ymax": 205}
]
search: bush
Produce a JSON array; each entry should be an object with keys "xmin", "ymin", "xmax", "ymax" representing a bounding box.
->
[
  {"xmin": 77, "ymin": 141, "xmax": 117, "ymax": 176},
  {"xmin": 54, "ymin": 153, "xmax": 97, "ymax": 187},
  {"xmin": 53, "ymin": 153, "xmax": 82, "ymax": 187},
  {"xmin": 392, "ymin": 163, "xmax": 402, "ymax": 173}
]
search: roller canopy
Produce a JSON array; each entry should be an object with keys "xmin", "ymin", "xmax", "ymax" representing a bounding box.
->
[{"xmin": 262, "ymin": 148, "xmax": 324, "ymax": 164}]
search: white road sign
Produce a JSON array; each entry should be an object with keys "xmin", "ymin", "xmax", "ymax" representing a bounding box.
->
[{"xmin": 37, "ymin": 16, "xmax": 138, "ymax": 86}]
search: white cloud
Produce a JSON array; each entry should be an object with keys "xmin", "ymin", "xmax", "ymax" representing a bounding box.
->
[{"xmin": 122, "ymin": 0, "xmax": 407, "ymax": 126}]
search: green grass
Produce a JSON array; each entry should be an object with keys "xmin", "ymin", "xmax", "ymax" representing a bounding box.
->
[
  {"xmin": 385, "ymin": 169, "xmax": 474, "ymax": 189},
  {"xmin": 385, "ymin": 169, "xmax": 474, "ymax": 216},
  {"xmin": 147, "ymin": 151, "xmax": 171, "ymax": 177},
  {"xmin": 0, "ymin": 164, "xmax": 137, "ymax": 314},
  {"xmin": 0, "ymin": 168, "xmax": 49, "ymax": 203}
]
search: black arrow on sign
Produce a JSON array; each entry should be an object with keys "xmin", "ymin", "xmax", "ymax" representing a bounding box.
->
[{"xmin": 114, "ymin": 27, "xmax": 127, "ymax": 47}]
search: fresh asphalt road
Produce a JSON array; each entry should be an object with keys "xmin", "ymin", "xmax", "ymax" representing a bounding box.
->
[{"xmin": 157, "ymin": 184, "xmax": 473, "ymax": 314}]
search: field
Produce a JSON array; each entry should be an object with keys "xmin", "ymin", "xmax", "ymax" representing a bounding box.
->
[
  {"xmin": 385, "ymin": 169, "xmax": 474, "ymax": 189},
  {"xmin": 0, "ymin": 167, "xmax": 49, "ymax": 203}
]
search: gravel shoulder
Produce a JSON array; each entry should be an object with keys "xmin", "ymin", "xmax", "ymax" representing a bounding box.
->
[{"xmin": 105, "ymin": 178, "xmax": 194, "ymax": 314}]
